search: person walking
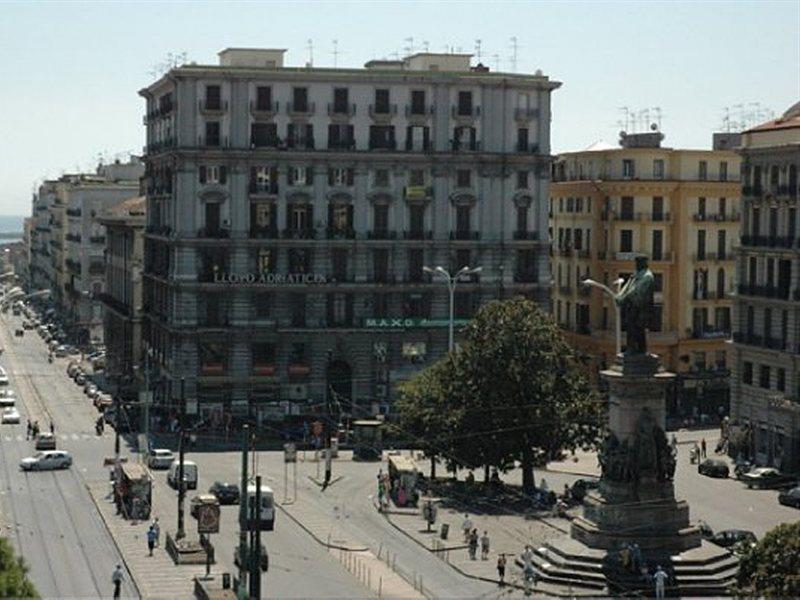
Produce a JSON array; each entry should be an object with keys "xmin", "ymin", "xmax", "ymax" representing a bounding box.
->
[
  {"xmin": 151, "ymin": 517, "xmax": 160, "ymax": 548},
  {"xmin": 468, "ymin": 529, "xmax": 478, "ymax": 560},
  {"xmin": 653, "ymin": 565, "xmax": 668, "ymax": 599},
  {"xmin": 496, "ymin": 554, "xmax": 507, "ymax": 586},
  {"xmin": 49, "ymin": 420, "xmax": 54, "ymax": 434},
  {"xmin": 147, "ymin": 526, "xmax": 156, "ymax": 556},
  {"xmin": 461, "ymin": 513, "xmax": 473, "ymax": 542},
  {"xmin": 111, "ymin": 564, "xmax": 124, "ymax": 599},
  {"xmin": 25, "ymin": 419, "xmax": 31, "ymax": 441},
  {"xmin": 481, "ymin": 531, "xmax": 490, "ymax": 560},
  {"xmin": 701, "ymin": 438, "xmax": 707, "ymax": 459}
]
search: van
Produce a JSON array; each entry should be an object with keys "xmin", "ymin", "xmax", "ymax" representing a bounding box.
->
[
  {"xmin": 167, "ymin": 460, "xmax": 198, "ymax": 490},
  {"xmin": 244, "ymin": 483, "xmax": 275, "ymax": 531}
]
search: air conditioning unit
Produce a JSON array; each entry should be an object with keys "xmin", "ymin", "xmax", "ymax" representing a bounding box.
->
[{"xmin": 284, "ymin": 384, "xmax": 308, "ymax": 401}]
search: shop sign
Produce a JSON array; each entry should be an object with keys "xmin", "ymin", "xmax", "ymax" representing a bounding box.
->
[
  {"xmin": 363, "ymin": 317, "xmax": 470, "ymax": 329},
  {"xmin": 213, "ymin": 272, "xmax": 327, "ymax": 285},
  {"xmin": 196, "ymin": 503, "xmax": 220, "ymax": 534}
]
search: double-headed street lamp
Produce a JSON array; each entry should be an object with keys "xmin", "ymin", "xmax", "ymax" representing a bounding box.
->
[
  {"xmin": 581, "ymin": 277, "xmax": 624, "ymax": 357},
  {"xmin": 423, "ymin": 265, "xmax": 482, "ymax": 352}
]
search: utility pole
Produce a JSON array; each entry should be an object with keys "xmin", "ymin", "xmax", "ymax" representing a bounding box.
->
[
  {"xmin": 114, "ymin": 395, "xmax": 121, "ymax": 459},
  {"xmin": 237, "ymin": 425, "xmax": 249, "ymax": 599},
  {"xmin": 249, "ymin": 475, "xmax": 262, "ymax": 599},
  {"xmin": 176, "ymin": 377, "xmax": 186, "ymax": 540},
  {"xmin": 323, "ymin": 352, "xmax": 333, "ymax": 490}
]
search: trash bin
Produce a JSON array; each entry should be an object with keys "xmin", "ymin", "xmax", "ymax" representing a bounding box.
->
[
  {"xmin": 222, "ymin": 573, "xmax": 231, "ymax": 589},
  {"xmin": 440, "ymin": 523, "xmax": 449, "ymax": 540}
]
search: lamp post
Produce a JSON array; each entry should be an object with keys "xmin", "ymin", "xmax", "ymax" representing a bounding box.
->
[
  {"xmin": 581, "ymin": 278, "xmax": 624, "ymax": 357},
  {"xmin": 423, "ymin": 265, "xmax": 482, "ymax": 352}
]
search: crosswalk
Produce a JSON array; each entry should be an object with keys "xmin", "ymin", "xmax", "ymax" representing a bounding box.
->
[{"xmin": 2, "ymin": 432, "xmax": 106, "ymax": 443}]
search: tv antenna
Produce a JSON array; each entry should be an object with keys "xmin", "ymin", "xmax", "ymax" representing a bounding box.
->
[
  {"xmin": 422, "ymin": 40, "xmax": 430, "ymax": 52},
  {"xmin": 650, "ymin": 107, "xmax": 662, "ymax": 130},
  {"xmin": 332, "ymin": 39, "xmax": 339, "ymax": 67},
  {"xmin": 618, "ymin": 107, "xmax": 632, "ymax": 132},
  {"xmin": 404, "ymin": 37, "xmax": 414, "ymax": 57},
  {"xmin": 510, "ymin": 36, "xmax": 518, "ymax": 72},
  {"xmin": 492, "ymin": 53, "xmax": 500, "ymax": 71},
  {"xmin": 306, "ymin": 39, "xmax": 314, "ymax": 67},
  {"xmin": 475, "ymin": 39, "xmax": 482, "ymax": 62}
]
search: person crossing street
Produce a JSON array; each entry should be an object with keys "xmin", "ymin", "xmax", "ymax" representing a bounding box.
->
[{"xmin": 111, "ymin": 564, "xmax": 124, "ymax": 599}]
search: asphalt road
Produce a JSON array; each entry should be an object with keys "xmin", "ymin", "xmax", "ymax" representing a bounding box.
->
[{"xmin": 0, "ymin": 315, "xmax": 138, "ymax": 599}]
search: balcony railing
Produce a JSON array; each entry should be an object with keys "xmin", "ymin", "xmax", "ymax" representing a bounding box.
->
[
  {"xmin": 368, "ymin": 104, "xmax": 397, "ymax": 117},
  {"xmin": 516, "ymin": 143, "xmax": 539, "ymax": 154},
  {"xmin": 450, "ymin": 139, "xmax": 481, "ymax": 152},
  {"xmin": 693, "ymin": 212, "xmax": 742, "ymax": 222},
  {"xmin": 328, "ymin": 103, "xmax": 357, "ymax": 116},
  {"xmin": 451, "ymin": 106, "xmax": 481, "ymax": 118},
  {"xmin": 514, "ymin": 107, "xmax": 539, "ymax": 120},
  {"xmin": 66, "ymin": 208, "xmax": 82, "ymax": 217},
  {"xmin": 693, "ymin": 252, "xmax": 731, "ymax": 262},
  {"xmin": 405, "ymin": 105, "xmax": 435, "ymax": 117},
  {"xmin": 513, "ymin": 230, "xmax": 538, "ymax": 240},
  {"xmin": 250, "ymin": 100, "xmax": 278, "ymax": 115},
  {"xmin": 65, "ymin": 233, "xmax": 81, "ymax": 243},
  {"xmin": 286, "ymin": 102, "xmax": 315, "ymax": 115},
  {"xmin": 450, "ymin": 231, "xmax": 481, "ymax": 241},
  {"xmin": 740, "ymin": 235, "xmax": 795, "ymax": 249},
  {"xmin": 90, "ymin": 235, "xmax": 106, "ymax": 245},
  {"xmin": 249, "ymin": 227, "xmax": 278, "ymax": 239},
  {"xmin": 403, "ymin": 229, "xmax": 433, "ymax": 240},
  {"xmin": 282, "ymin": 228, "xmax": 316, "ymax": 240},
  {"xmin": 690, "ymin": 328, "xmax": 730, "ymax": 340},
  {"xmin": 328, "ymin": 139, "xmax": 357, "ymax": 151},
  {"xmin": 198, "ymin": 99, "xmax": 228, "ymax": 113},
  {"xmin": 369, "ymin": 139, "xmax": 397, "ymax": 151},
  {"xmin": 249, "ymin": 183, "xmax": 279, "ymax": 195},
  {"xmin": 286, "ymin": 137, "xmax": 315, "ymax": 150},
  {"xmin": 326, "ymin": 227, "xmax": 356, "ymax": 240},
  {"xmin": 368, "ymin": 229, "xmax": 397, "ymax": 240},
  {"xmin": 197, "ymin": 228, "xmax": 230, "ymax": 239},
  {"xmin": 736, "ymin": 284, "xmax": 791, "ymax": 300},
  {"xmin": 197, "ymin": 135, "xmax": 229, "ymax": 148},
  {"xmin": 403, "ymin": 186, "xmax": 433, "ymax": 201}
]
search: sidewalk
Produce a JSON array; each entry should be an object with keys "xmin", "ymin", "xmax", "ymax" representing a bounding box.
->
[{"xmin": 87, "ymin": 482, "xmax": 206, "ymax": 599}]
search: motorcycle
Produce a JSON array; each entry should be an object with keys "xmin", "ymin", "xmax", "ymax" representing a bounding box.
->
[{"xmin": 734, "ymin": 461, "xmax": 753, "ymax": 480}]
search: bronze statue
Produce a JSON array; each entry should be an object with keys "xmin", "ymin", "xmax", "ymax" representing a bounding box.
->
[{"xmin": 616, "ymin": 255, "xmax": 655, "ymax": 355}]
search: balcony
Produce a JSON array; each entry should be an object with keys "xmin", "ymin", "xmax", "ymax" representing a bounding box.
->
[
  {"xmin": 450, "ymin": 139, "xmax": 481, "ymax": 152},
  {"xmin": 690, "ymin": 328, "xmax": 730, "ymax": 340},
  {"xmin": 328, "ymin": 103, "xmax": 357, "ymax": 117},
  {"xmin": 450, "ymin": 231, "xmax": 480, "ymax": 241},
  {"xmin": 369, "ymin": 139, "xmax": 397, "ymax": 151},
  {"xmin": 282, "ymin": 228, "xmax": 316, "ymax": 240},
  {"xmin": 513, "ymin": 230, "xmax": 538, "ymax": 240},
  {"xmin": 250, "ymin": 136, "xmax": 281, "ymax": 149},
  {"xmin": 368, "ymin": 229, "xmax": 397, "ymax": 240},
  {"xmin": 368, "ymin": 104, "xmax": 397, "ymax": 118},
  {"xmin": 651, "ymin": 252, "xmax": 674, "ymax": 263},
  {"xmin": 198, "ymin": 99, "xmax": 228, "ymax": 114},
  {"xmin": 250, "ymin": 100, "xmax": 278, "ymax": 116},
  {"xmin": 370, "ymin": 273, "xmax": 397, "ymax": 284},
  {"xmin": 249, "ymin": 183, "xmax": 279, "ymax": 197},
  {"xmin": 693, "ymin": 252, "xmax": 731, "ymax": 262},
  {"xmin": 145, "ymin": 137, "xmax": 176, "ymax": 154},
  {"xmin": 736, "ymin": 284, "xmax": 791, "ymax": 300},
  {"xmin": 328, "ymin": 139, "xmax": 356, "ymax": 151},
  {"xmin": 197, "ymin": 135, "xmax": 229, "ymax": 148},
  {"xmin": 65, "ymin": 233, "xmax": 81, "ymax": 243},
  {"xmin": 516, "ymin": 143, "xmax": 539, "ymax": 154},
  {"xmin": 403, "ymin": 229, "xmax": 433, "ymax": 240},
  {"xmin": 286, "ymin": 137, "xmax": 315, "ymax": 150},
  {"xmin": 197, "ymin": 228, "xmax": 230, "ymax": 240},
  {"xmin": 405, "ymin": 139, "xmax": 433, "ymax": 152},
  {"xmin": 286, "ymin": 102, "xmax": 315, "ymax": 116},
  {"xmin": 403, "ymin": 186, "xmax": 433, "ymax": 201},
  {"xmin": 249, "ymin": 226, "xmax": 278, "ymax": 240},
  {"xmin": 451, "ymin": 105, "xmax": 481, "ymax": 118},
  {"xmin": 326, "ymin": 227, "xmax": 356, "ymax": 240},
  {"xmin": 740, "ymin": 235, "xmax": 795, "ymax": 249},
  {"xmin": 693, "ymin": 212, "xmax": 742, "ymax": 222},
  {"xmin": 405, "ymin": 104, "xmax": 435, "ymax": 118}
]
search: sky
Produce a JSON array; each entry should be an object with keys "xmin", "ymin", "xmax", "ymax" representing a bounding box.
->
[{"xmin": 0, "ymin": 0, "xmax": 798, "ymax": 216}]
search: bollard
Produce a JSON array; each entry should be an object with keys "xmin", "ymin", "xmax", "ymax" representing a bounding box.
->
[
  {"xmin": 379, "ymin": 576, "xmax": 383, "ymax": 598},
  {"xmin": 368, "ymin": 569, "xmax": 371, "ymax": 590}
]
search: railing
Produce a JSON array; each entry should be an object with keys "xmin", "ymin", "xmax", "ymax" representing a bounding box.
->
[
  {"xmin": 451, "ymin": 106, "xmax": 481, "ymax": 118},
  {"xmin": 66, "ymin": 208, "xmax": 82, "ymax": 217},
  {"xmin": 88, "ymin": 262, "xmax": 105, "ymax": 276},
  {"xmin": 145, "ymin": 224, "xmax": 172, "ymax": 236},
  {"xmin": 514, "ymin": 107, "xmax": 539, "ymax": 120},
  {"xmin": 736, "ymin": 284, "xmax": 791, "ymax": 300},
  {"xmin": 403, "ymin": 186, "xmax": 433, "ymax": 200},
  {"xmin": 740, "ymin": 235, "xmax": 795, "ymax": 248},
  {"xmin": 326, "ymin": 227, "xmax": 356, "ymax": 240},
  {"xmin": 250, "ymin": 100, "xmax": 278, "ymax": 114},
  {"xmin": 250, "ymin": 136, "xmax": 281, "ymax": 149},
  {"xmin": 369, "ymin": 139, "xmax": 397, "ymax": 151},
  {"xmin": 198, "ymin": 99, "xmax": 228, "ymax": 113},
  {"xmin": 249, "ymin": 183, "xmax": 279, "ymax": 195},
  {"xmin": 368, "ymin": 230, "xmax": 397, "ymax": 240},
  {"xmin": 65, "ymin": 233, "xmax": 81, "ymax": 243},
  {"xmin": 328, "ymin": 103, "xmax": 357, "ymax": 116},
  {"xmin": 693, "ymin": 252, "xmax": 731, "ymax": 262},
  {"xmin": 513, "ymin": 230, "xmax": 538, "ymax": 240},
  {"xmin": 405, "ymin": 139, "xmax": 433, "ymax": 152},
  {"xmin": 405, "ymin": 105, "xmax": 435, "ymax": 117},
  {"xmin": 368, "ymin": 104, "xmax": 397, "ymax": 117},
  {"xmin": 450, "ymin": 139, "xmax": 481, "ymax": 152},
  {"xmin": 690, "ymin": 328, "xmax": 730, "ymax": 340},
  {"xmin": 286, "ymin": 101, "xmax": 315, "ymax": 115},
  {"xmin": 516, "ymin": 143, "xmax": 539, "ymax": 154},
  {"xmin": 693, "ymin": 212, "xmax": 741, "ymax": 222},
  {"xmin": 403, "ymin": 272, "xmax": 433, "ymax": 284},
  {"xmin": 282, "ymin": 228, "xmax": 316, "ymax": 240},
  {"xmin": 286, "ymin": 137, "xmax": 315, "ymax": 150},
  {"xmin": 197, "ymin": 228, "xmax": 230, "ymax": 239},
  {"xmin": 402, "ymin": 230, "xmax": 433, "ymax": 240},
  {"xmin": 197, "ymin": 135, "xmax": 229, "ymax": 148},
  {"xmin": 328, "ymin": 139, "xmax": 357, "ymax": 151},
  {"xmin": 449, "ymin": 231, "xmax": 481, "ymax": 241},
  {"xmin": 249, "ymin": 227, "xmax": 278, "ymax": 239},
  {"xmin": 369, "ymin": 274, "xmax": 397, "ymax": 284}
]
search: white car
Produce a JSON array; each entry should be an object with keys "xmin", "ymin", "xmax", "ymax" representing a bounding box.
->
[
  {"xmin": 2, "ymin": 407, "xmax": 20, "ymax": 424},
  {"xmin": 20, "ymin": 450, "xmax": 72, "ymax": 471},
  {"xmin": 0, "ymin": 389, "xmax": 16, "ymax": 407},
  {"xmin": 148, "ymin": 449, "xmax": 175, "ymax": 469},
  {"xmin": 0, "ymin": 367, "xmax": 8, "ymax": 386}
]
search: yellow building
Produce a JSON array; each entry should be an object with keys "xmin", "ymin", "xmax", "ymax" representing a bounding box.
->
[{"xmin": 551, "ymin": 132, "xmax": 741, "ymax": 422}]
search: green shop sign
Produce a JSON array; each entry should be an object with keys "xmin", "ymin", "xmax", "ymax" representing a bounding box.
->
[{"xmin": 363, "ymin": 317, "xmax": 470, "ymax": 329}]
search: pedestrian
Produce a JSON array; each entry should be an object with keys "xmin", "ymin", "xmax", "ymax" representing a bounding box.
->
[
  {"xmin": 670, "ymin": 434, "xmax": 677, "ymax": 451},
  {"xmin": 151, "ymin": 517, "xmax": 160, "ymax": 547},
  {"xmin": 147, "ymin": 525, "xmax": 156, "ymax": 556},
  {"xmin": 50, "ymin": 420, "xmax": 54, "ymax": 434},
  {"xmin": 653, "ymin": 565, "xmax": 668, "ymax": 599},
  {"xmin": 112, "ymin": 564, "xmax": 124, "ymax": 599},
  {"xmin": 25, "ymin": 420, "xmax": 31, "ymax": 440},
  {"xmin": 701, "ymin": 438, "xmax": 707, "ymax": 458},
  {"xmin": 497, "ymin": 554, "xmax": 506, "ymax": 586},
  {"xmin": 480, "ymin": 531, "xmax": 490, "ymax": 560},
  {"xmin": 468, "ymin": 529, "xmax": 478, "ymax": 560},
  {"xmin": 461, "ymin": 513, "xmax": 473, "ymax": 542}
]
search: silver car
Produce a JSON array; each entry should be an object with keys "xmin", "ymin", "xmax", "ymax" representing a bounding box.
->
[{"xmin": 20, "ymin": 450, "xmax": 73, "ymax": 471}]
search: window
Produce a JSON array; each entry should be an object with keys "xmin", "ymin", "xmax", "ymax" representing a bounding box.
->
[
  {"xmin": 759, "ymin": 365, "xmax": 770, "ymax": 389},
  {"xmin": 409, "ymin": 205, "xmax": 425, "ymax": 235},
  {"xmin": 652, "ymin": 230, "xmax": 663, "ymax": 261},
  {"xmin": 328, "ymin": 204, "xmax": 353, "ymax": 233},
  {"xmin": 456, "ymin": 169, "xmax": 471, "ymax": 188},
  {"xmin": 410, "ymin": 90, "xmax": 426, "ymax": 115},
  {"xmin": 652, "ymin": 196, "xmax": 664, "ymax": 221},
  {"xmin": 777, "ymin": 368, "xmax": 786, "ymax": 392},
  {"xmin": 454, "ymin": 291, "xmax": 475, "ymax": 318},
  {"xmin": 698, "ymin": 197, "xmax": 706, "ymax": 218},
  {"xmin": 743, "ymin": 361, "xmax": 753, "ymax": 385},
  {"xmin": 373, "ymin": 204, "xmax": 389, "ymax": 233},
  {"xmin": 250, "ymin": 166, "xmax": 277, "ymax": 193},
  {"xmin": 717, "ymin": 230, "xmax": 726, "ymax": 259},
  {"xmin": 620, "ymin": 196, "xmax": 634, "ymax": 220},
  {"xmin": 369, "ymin": 125, "xmax": 396, "ymax": 150},
  {"xmin": 255, "ymin": 86, "xmax": 272, "ymax": 111},
  {"xmin": 205, "ymin": 121, "xmax": 221, "ymax": 146},
  {"xmin": 653, "ymin": 273, "xmax": 664, "ymax": 293},
  {"xmin": 650, "ymin": 304, "xmax": 663, "ymax": 332},
  {"xmin": 409, "ymin": 169, "xmax": 425, "ymax": 186},
  {"xmin": 327, "ymin": 293, "xmax": 353, "ymax": 326},
  {"xmin": 374, "ymin": 89, "xmax": 390, "ymax": 113},
  {"xmin": 254, "ymin": 292, "xmax": 273, "ymax": 319},
  {"xmin": 716, "ymin": 267, "xmax": 725, "ymax": 298},
  {"xmin": 405, "ymin": 125, "xmax": 430, "ymax": 151},
  {"xmin": 719, "ymin": 161, "xmax": 728, "ymax": 181},
  {"xmin": 517, "ymin": 128, "xmax": 529, "ymax": 152},
  {"xmin": 620, "ymin": 230, "xmax": 633, "ymax": 253},
  {"xmin": 290, "ymin": 295, "xmax": 306, "ymax": 327},
  {"xmin": 328, "ymin": 123, "xmax": 355, "ymax": 149},
  {"xmin": 457, "ymin": 91, "xmax": 473, "ymax": 116},
  {"xmin": 288, "ymin": 166, "xmax": 313, "ymax": 187},
  {"xmin": 714, "ymin": 350, "xmax": 726, "ymax": 369},
  {"xmin": 287, "ymin": 123, "xmax": 314, "ymax": 149},
  {"xmin": 698, "ymin": 160, "xmax": 707, "ymax": 181},
  {"xmin": 199, "ymin": 165, "xmax": 227, "ymax": 185},
  {"xmin": 653, "ymin": 159, "xmax": 664, "ymax": 179},
  {"xmin": 256, "ymin": 248, "xmax": 275, "ymax": 272},
  {"xmin": 373, "ymin": 249, "xmax": 389, "ymax": 282},
  {"xmin": 453, "ymin": 126, "xmax": 476, "ymax": 150},
  {"xmin": 716, "ymin": 306, "xmax": 731, "ymax": 332},
  {"xmin": 328, "ymin": 167, "xmax": 354, "ymax": 187},
  {"xmin": 204, "ymin": 85, "xmax": 221, "ymax": 110},
  {"xmin": 333, "ymin": 88, "xmax": 349, "ymax": 113},
  {"xmin": 407, "ymin": 249, "xmax": 424, "ymax": 281},
  {"xmin": 456, "ymin": 206, "xmax": 471, "ymax": 235},
  {"xmin": 373, "ymin": 293, "xmax": 390, "ymax": 318},
  {"xmin": 292, "ymin": 87, "xmax": 308, "ymax": 112},
  {"xmin": 403, "ymin": 293, "xmax": 429, "ymax": 318},
  {"xmin": 251, "ymin": 122, "xmax": 278, "ymax": 147},
  {"xmin": 288, "ymin": 249, "xmax": 311, "ymax": 274},
  {"xmin": 371, "ymin": 169, "xmax": 390, "ymax": 188},
  {"xmin": 204, "ymin": 202, "xmax": 221, "ymax": 233},
  {"xmin": 516, "ymin": 206, "xmax": 528, "ymax": 233},
  {"xmin": 252, "ymin": 342, "xmax": 276, "ymax": 369},
  {"xmin": 697, "ymin": 230, "xmax": 706, "ymax": 259},
  {"xmin": 289, "ymin": 342, "xmax": 306, "ymax": 364},
  {"xmin": 199, "ymin": 341, "xmax": 227, "ymax": 373},
  {"xmin": 622, "ymin": 159, "xmax": 635, "ymax": 178},
  {"xmin": 719, "ymin": 197, "xmax": 727, "ymax": 219}
]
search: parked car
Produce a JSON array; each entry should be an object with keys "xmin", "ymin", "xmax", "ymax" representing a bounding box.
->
[
  {"xmin": 147, "ymin": 449, "xmax": 175, "ymax": 470},
  {"xmin": 34, "ymin": 432, "xmax": 57, "ymax": 450},
  {"xmin": 698, "ymin": 459, "xmax": 730, "ymax": 478},
  {"xmin": 741, "ymin": 467, "xmax": 796, "ymax": 489},
  {"xmin": 234, "ymin": 544, "xmax": 269, "ymax": 572},
  {"xmin": 14, "ymin": 329, "xmax": 24, "ymax": 337},
  {"xmin": 209, "ymin": 481, "xmax": 241, "ymax": 504},
  {"xmin": 20, "ymin": 450, "xmax": 72, "ymax": 471},
  {"xmin": 168, "ymin": 460, "xmax": 198, "ymax": 490},
  {"xmin": 75, "ymin": 373, "xmax": 86, "ymax": 386},
  {"xmin": 94, "ymin": 394, "xmax": 113, "ymax": 411},
  {"xmin": 54, "ymin": 345, "xmax": 68, "ymax": 358},
  {"xmin": 84, "ymin": 384, "xmax": 98, "ymax": 398},
  {"xmin": 0, "ymin": 367, "xmax": 9, "ymax": 386},
  {"xmin": 778, "ymin": 486, "xmax": 800, "ymax": 508},
  {"xmin": 0, "ymin": 390, "xmax": 16, "ymax": 407},
  {"xmin": 2, "ymin": 407, "xmax": 21, "ymax": 424},
  {"xmin": 710, "ymin": 529, "xmax": 757, "ymax": 552}
]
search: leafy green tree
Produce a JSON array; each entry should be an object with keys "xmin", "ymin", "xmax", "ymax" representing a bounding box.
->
[
  {"xmin": 738, "ymin": 521, "xmax": 800, "ymax": 597},
  {"xmin": 0, "ymin": 537, "xmax": 38, "ymax": 598}
]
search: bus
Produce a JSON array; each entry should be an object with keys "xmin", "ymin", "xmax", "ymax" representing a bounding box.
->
[{"xmin": 244, "ymin": 483, "xmax": 275, "ymax": 531}]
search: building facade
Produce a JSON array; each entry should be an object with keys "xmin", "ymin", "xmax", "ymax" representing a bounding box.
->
[
  {"xmin": 551, "ymin": 132, "xmax": 741, "ymax": 423},
  {"xmin": 140, "ymin": 48, "xmax": 559, "ymax": 425},
  {"xmin": 731, "ymin": 102, "xmax": 800, "ymax": 472},
  {"xmin": 100, "ymin": 196, "xmax": 146, "ymax": 399}
]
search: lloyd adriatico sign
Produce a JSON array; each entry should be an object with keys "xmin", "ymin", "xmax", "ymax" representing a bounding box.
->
[
  {"xmin": 213, "ymin": 272, "xmax": 327, "ymax": 285},
  {"xmin": 364, "ymin": 317, "xmax": 470, "ymax": 329}
]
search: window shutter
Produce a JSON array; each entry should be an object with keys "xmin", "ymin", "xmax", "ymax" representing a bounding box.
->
[
  {"xmin": 388, "ymin": 127, "xmax": 395, "ymax": 143},
  {"xmin": 219, "ymin": 166, "xmax": 227, "ymax": 185},
  {"xmin": 470, "ymin": 127, "xmax": 476, "ymax": 148},
  {"xmin": 287, "ymin": 167, "xmax": 295, "ymax": 186},
  {"xmin": 287, "ymin": 123, "xmax": 296, "ymax": 146},
  {"xmin": 286, "ymin": 203, "xmax": 293, "ymax": 229},
  {"xmin": 328, "ymin": 124, "xmax": 338, "ymax": 146},
  {"xmin": 270, "ymin": 167, "xmax": 278, "ymax": 184},
  {"xmin": 307, "ymin": 205, "xmax": 314, "ymax": 229},
  {"xmin": 306, "ymin": 166, "xmax": 314, "ymax": 183},
  {"xmin": 249, "ymin": 167, "xmax": 256, "ymax": 191},
  {"xmin": 347, "ymin": 125, "xmax": 355, "ymax": 146},
  {"xmin": 405, "ymin": 126, "xmax": 412, "ymax": 151},
  {"xmin": 347, "ymin": 168, "xmax": 354, "ymax": 186},
  {"xmin": 423, "ymin": 127, "xmax": 430, "ymax": 149},
  {"xmin": 347, "ymin": 204, "xmax": 354, "ymax": 228},
  {"xmin": 306, "ymin": 124, "xmax": 314, "ymax": 145},
  {"xmin": 328, "ymin": 204, "xmax": 335, "ymax": 228},
  {"xmin": 199, "ymin": 166, "xmax": 207, "ymax": 184}
]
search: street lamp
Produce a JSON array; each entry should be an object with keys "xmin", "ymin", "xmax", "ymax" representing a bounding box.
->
[
  {"xmin": 423, "ymin": 265, "xmax": 483, "ymax": 352},
  {"xmin": 581, "ymin": 277, "xmax": 624, "ymax": 357}
]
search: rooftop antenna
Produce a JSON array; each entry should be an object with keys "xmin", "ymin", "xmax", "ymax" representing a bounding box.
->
[
  {"xmin": 492, "ymin": 53, "xmax": 500, "ymax": 71},
  {"xmin": 618, "ymin": 107, "xmax": 631, "ymax": 132},
  {"xmin": 475, "ymin": 39, "xmax": 482, "ymax": 62},
  {"xmin": 639, "ymin": 108, "xmax": 650, "ymax": 132},
  {"xmin": 510, "ymin": 36, "xmax": 518, "ymax": 73},
  {"xmin": 651, "ymin": 107, "xmax": 662, "ymax": 130},
  {"xmin": 306, "ymin": 38, "xmax": 314, "ymax": 67},
  {"xmin": 332, "ymin": 39, "xmax": 339, "ymax": 68},
  {"xmin": 404, "ymin": 37, "xmax": 414, "ymax": 57},
  {"xmin": 422, "ymin": 40, "xmax": 429, "ymax": 52}
]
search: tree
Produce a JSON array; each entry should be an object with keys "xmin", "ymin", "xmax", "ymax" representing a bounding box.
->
[
  {"xmin": 0, "ymin": 537, "xmax": 38, "ymax": 598},
  {"xmin": 738, "ymin": 521, "xmax": 800, "ymax": 597}
]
